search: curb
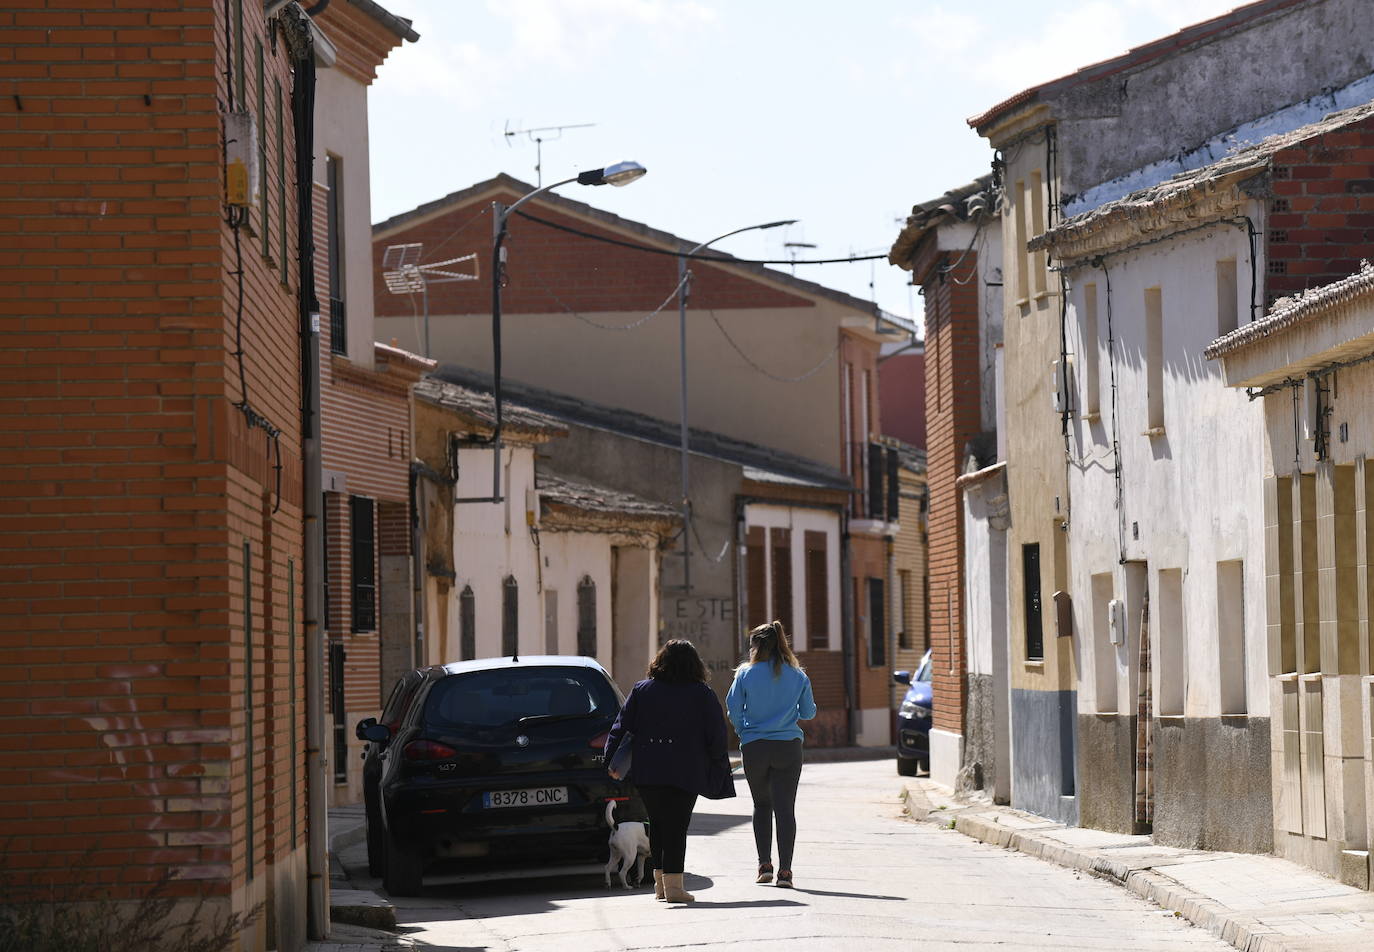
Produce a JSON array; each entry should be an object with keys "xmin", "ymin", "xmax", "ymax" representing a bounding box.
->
[{"xmin": 902, "ymin": 786, "xmax": 1292, "ymax": 952}]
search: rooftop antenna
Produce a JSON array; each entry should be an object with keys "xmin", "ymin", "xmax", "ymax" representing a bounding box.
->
[
  {"xmin": 783, "ymin": 241, "xmax": 816, "ymax": 276},
  {"xmin": 381, "ymin": 242, "xmax": 480, "ymax": 358},
  {"xmin": 504, "ymin": 120, "xmax": 596, "ymax": 187}
]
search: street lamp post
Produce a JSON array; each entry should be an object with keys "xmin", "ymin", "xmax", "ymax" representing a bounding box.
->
[
  {"xmin": 675, "ymin": 219, "xmax": 796, "ymax": 593},
  {"xmin": 466, "ymin": 161, "xmax": 647, "ymax": 504}
]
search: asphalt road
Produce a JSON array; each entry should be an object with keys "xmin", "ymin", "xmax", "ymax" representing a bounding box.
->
[{"xmin": 340, "ymin": 758, "xmax": 1231, "ymax": 951}]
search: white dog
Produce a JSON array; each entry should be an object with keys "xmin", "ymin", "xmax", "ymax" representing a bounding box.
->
[{"xmin": 603, "ymin": 800, "xmax": 650, "ymax": 889}]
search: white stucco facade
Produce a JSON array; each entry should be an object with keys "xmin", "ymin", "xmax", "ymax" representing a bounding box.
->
[{"xmin": 1064, "ymin": 218, "xmax": 1269, "ymax": 725}]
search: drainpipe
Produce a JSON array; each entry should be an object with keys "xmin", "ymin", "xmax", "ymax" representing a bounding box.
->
[
  {"xmin": 282, "ymin": 7, "xmax": 328, "ymax": 937},
  {"xmin": 840, "ymin": 511, "xmax": 856, "ymax": 746}
]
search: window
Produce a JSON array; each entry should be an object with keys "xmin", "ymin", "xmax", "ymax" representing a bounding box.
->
[
  {"xmin": 1217, "ymin": 260, "xmax": 1238, "ymax": 336},
  {"xmin": 1217, "ymin": 560, "xmax": 1246, "ymax": 715},
  {"xmin": 1023, "ymin": 543, "xmax": 1044, "ymax": 660},
  {"xmin": 1082, "ymin": 283, "xmax": 1099, "ymax": 418},
  {"xmin": 502, "ymin": 576, "xmax": 518, "ymax": 656},
  {"xmin": 867, "ymin": 577, "xmax": 886, "ymax": 667},
  {"xmin": 255, "ymin": 39, "xmax": 267, "ymax": 257},
  {"xmin": 349, "ymin": 496, "xmax": 375, "ymax": 632},
  {"xmin": 243, "ymin": 541, "xmax": 255, "ymax": 879},
  {"xmin": 326, "ymin": 154, "xmax": 345, "ymax": 354},
  {"xmin": 1157, "ymin": 568, "xmax": 1186, "ymax": 716},
  {"xmin": 770, "ymin": 528, "xmax": 793, "ymax": 634},
  {"xmin": 576, "ymin": 576, "xmax": 596, "ymax": 657},
  {"xmin": 543, "ymin": 589, "xmax": 558, "ymax": 654},
  {"xmin": 745, "ymin": 525, "xmax": 767, "ymax": 628},
  {"xmin": 1145, "ymin": 287, "xmax": 1164, "ymax": 430},
  {"xmin": 897, "ymin": 569, "xmax": 911, "ymax": 650},
  {"xmin": 233, "ymin": 0, "xmax": 245, "ymax": 105},
  {"xmin": 1030, "ymin": 171, "xmax": 1046, "ymax": 296},
  {"xmin": 1014, "ymin": 180, "xmax": 1028, "ymax": 301},
  {"xmin": 329, "ymin": 641, "xmax": 347, "ymax": 784},
  {"xmin": 841, "ymin": 364, "xmax": 852, "ymax": 475},
  {"xmin": 804, "ymin": 530, "xmax": 828, "ymax": 651},
  {"xmin": 459, "ymin": 585, "xmax": 475, "ymax": 661},
  {"xmin": 276, "ymin": 82, "xmax": 287, "ymax": 284}
]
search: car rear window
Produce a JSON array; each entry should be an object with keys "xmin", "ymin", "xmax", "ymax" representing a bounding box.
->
[{"xmin": 424, "ymin": 666, "xmax": 620, "ymax": 730}]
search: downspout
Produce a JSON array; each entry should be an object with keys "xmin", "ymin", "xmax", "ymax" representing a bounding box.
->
[
  {"xmin": 840, "ymin": 510, "xmax": 856, "ymax": 746},
  {"xmin": 282, "ymin": 7, "xmax": 328, "ymax": 938}
]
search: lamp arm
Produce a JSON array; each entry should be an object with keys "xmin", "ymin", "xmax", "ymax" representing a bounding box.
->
[{"xmin": 500, "ymin": 175, "xmax": 579, "ymax": 222}]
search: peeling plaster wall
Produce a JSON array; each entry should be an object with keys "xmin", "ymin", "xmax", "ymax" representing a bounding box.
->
[{"xmin": 1053, "ymin": 0, "xmax": 1374, "ymax": 201}]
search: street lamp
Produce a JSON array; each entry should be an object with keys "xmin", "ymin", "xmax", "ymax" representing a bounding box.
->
[
  {"xmin": 675, "ymin": 219, "xmax": 796, "ymax": 592},
  {"xmin": 468, "ymin": 161, "xmax": 647, "ymax": 504}
]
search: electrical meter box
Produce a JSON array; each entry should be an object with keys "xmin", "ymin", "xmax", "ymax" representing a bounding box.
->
[{"xmin": 224, "ymin": 111, "xmax": 259, "ymax": 207}]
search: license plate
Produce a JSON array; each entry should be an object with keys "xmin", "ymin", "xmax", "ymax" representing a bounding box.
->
[{"xmin": 482, "ymin": 786, "xmax": 568, "ymax": 809}]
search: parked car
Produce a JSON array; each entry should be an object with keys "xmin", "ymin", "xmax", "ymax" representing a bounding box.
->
[
  {"xmin": 357, "ymin": 655, "xmax": 643, "ymax": 896},
  {"xmin": 892, "ymin": 649, "xmax": 932, "ymax": 776}
]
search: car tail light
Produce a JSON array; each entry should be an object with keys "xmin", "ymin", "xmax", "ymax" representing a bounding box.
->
[
  {"xmin": 589, "ymin": 731, "xmax": 610, "ymax": 750},
  {"xmin": 403, "ymin": 739, "xmax": 456, "ymax": 762}
]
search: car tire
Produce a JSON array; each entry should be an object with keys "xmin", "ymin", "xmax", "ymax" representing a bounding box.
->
[
  {"xmin": 383, "ymin": 834, "xmax": 424, "ymax": 897},
  {"xmin": 896, "ymin": 756, "xmax": 918, "ymax": 777},
  {"xmin": 365, "ymin": 806, "xmax": 385, "ymax": 878}
]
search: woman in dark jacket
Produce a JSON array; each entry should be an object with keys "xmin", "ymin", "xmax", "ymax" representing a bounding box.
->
[{"xmin": 604, "ymin": 639, "xmax": 735, "ymax": 903}]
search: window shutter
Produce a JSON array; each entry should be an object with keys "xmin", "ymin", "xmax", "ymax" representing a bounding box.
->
[
  {"xmin": 576, "ymin": 576, "xmax": 596, "ymax": 657},
  {"xmin": 868, "ymin": 443, "xmax": 884, "ymax": 520},
  {"xmin": 886, "ymin": 447, "xmax": 899, "ymax": 521},
  {"xmin": 745, "ymin": 526, "xmax": 767, "ymax": 628},
  {"xmin": 328, "ymin": 640, "xmax": 347, "ymax": 783},
  {"xmin": 770, "ymin": 528, "xmax": 792, "ymax": 634},
  {"xmin": 1023, "ymin": 543, "xmax": 1044, "ymax": 660},
  {"xmin": 804, "ymin": 530, "xmax": 828, "ymax": 651},
  {"xmin": 349, "ymin": 496, "xmax": 375, "ymax": 632},
  {"xmin": 867, "ymin": 577, "xmax": 886, "ymax": 667},
  {"xmin": 502, "ymin": 576, "xmax": 518, "ymax": 656}
]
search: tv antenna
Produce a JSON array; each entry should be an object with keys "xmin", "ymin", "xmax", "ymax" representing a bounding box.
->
[
  {"xmin": 504, "ymin": 120, "xmax": 596, "ymax": 186},
  {"xmin": 380, "ymin": 242, "xmax": 480, "ymax": 358},
  {"xmin": 783, "ymin": 241, "xmax": 816, "ymax": 275}
]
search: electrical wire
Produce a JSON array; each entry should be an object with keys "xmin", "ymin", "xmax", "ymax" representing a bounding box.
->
[
  {"xmin": 706, "ymin": 307, "xmax": 840, "ymax": 383},
  {"xmin": 525, "ymin": 265, "xmax": 688, "ymax": 331},
  {"xmin": 512, "ymin": 210, "xmax": 886, "ymax": 265},
  {"xmin": 1097, "ymin": 257, "xmax": 1126, "ymax": 564}
]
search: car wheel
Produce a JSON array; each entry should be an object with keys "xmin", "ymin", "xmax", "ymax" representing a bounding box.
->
[
  {"xmin": 383, "ymin": 834, "xmax": 424, "ymax": 897},
  {"xmin": 365, "ymin": 806, "xmax": 385, "ymax": 878},
  {"xmin": 896, "ymin": 756, "xmax": 918, "ymax": 777}
]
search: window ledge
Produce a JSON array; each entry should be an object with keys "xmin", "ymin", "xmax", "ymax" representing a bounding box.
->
[
  {"xmin": 1143, "ymin": 425, "xmax": 1166, "ymax": 438},
  {"xmin": 1023, "ymin": 660, "xmax": 1045, "ymax": 669},
  {"xmin": 1082, "ymin": 411, "xmax": 1101, "ymax": 423}
]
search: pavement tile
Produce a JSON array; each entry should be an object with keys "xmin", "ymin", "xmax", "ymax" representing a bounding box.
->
[{"xmin": 904, "ymin": 778, "xmax": 1374, "ymax": 952}]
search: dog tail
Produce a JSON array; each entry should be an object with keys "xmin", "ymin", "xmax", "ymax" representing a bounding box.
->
[{"xmin": 604, "ymin": 799, "xmax": 617, "ymax": 830}]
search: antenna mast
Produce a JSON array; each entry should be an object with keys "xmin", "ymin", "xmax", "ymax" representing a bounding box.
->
[{"xmin": 503, "ymin": 121, "xmax": 596, "ymax": 186}]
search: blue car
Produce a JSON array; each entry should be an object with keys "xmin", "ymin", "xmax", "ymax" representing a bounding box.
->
[{"xmin": 893, "ymin": 649, "xmax": 932, "ymax": 776}]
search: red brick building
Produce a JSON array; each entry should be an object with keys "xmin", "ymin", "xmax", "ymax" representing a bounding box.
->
[
  {"xmin": 1, "ymin": 1, "xmax": 317, "ymax": 947},
  {"xmin": 306, "ymin": 0, "xmax": 423, "ymax": 809},
  {"xmin": 889, "ymin": 177, "xmax": 1000, "ymax": 787}
]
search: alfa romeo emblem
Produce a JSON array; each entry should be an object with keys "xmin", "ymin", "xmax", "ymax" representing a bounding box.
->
[{"xmin": 516, "ymin": 735, "xmax": 530, "ymax": 747}]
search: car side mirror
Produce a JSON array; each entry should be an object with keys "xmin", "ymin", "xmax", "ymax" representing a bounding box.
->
[
  {"xmin": 362, "ymin": 723, "xmax": 392, "ymax": 745},
  {"xmin": 892, "ymin": 671, "xmax": 912, "ymax": 686},
  {"xmin": 355, "ymin": 717, "xmax": 378, "ymax": 741}
]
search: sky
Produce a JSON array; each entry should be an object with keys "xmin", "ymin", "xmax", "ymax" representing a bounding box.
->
[{"xmin": 367, "ymin": 0, "xmax": 1248, "ymax": 328}]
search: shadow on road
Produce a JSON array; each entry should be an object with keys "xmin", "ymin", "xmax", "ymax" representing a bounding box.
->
[
  {"xmin": 688, "ymin": 811, "xmax": 751, "ymax": 835},
  {"xmin": 787, "ymin": 886, "xmax": 905, "ymax": 901},
  {"xmin": 685, "ymin": 899, "xmax": 807, "ymax": 909}
]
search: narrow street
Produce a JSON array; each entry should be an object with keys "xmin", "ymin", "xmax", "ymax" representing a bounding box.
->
[{"xmin": 339, "ymin": 760, "xmax": 1230, "ymax": 951}]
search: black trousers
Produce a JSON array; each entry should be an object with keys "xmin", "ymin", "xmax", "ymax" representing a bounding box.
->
[
  {"xmin": 636, "ymin": 783, "xmax": 698, "ymax": 874},
  {"xmin": 741, "ymin": 738, "xmax": 803, "ymax": 870}
]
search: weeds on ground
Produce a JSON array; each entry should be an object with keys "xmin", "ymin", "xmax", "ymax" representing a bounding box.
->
[{"xmin": 0, "ymin": 854, "xmax": 262, "ymax": 952}]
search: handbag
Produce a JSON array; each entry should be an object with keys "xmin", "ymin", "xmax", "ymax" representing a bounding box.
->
[{"xmin": 607, "ymin": 730, "xmax": 634, "ymax": 781}]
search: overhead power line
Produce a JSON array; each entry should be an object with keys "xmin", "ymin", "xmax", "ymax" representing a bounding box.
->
[{"xmin": 511, "ymin": 210, "xmax": 887, "ymax": 265}]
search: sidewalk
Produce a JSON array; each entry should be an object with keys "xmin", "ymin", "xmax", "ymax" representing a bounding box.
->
[
  {"xmin": 903, "ymin": 778, "xmax": 1374, "ymax": 952},
  {"xmin": 302, "ymin": 804, "xmax": 411, "ymax": 952}
]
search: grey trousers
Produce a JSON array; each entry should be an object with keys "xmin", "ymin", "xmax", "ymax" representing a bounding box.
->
[{"xmin": 741, "ymin": 738, "xmax": 803, "ymax": 870}]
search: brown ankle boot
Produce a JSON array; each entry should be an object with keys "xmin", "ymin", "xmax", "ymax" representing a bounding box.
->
[
  {"xmin": 653, "ymin": 868, "xmax": 666, "ymax": 901},
  {"xmin": 661, "ymin": 872, "xmax": 695, "ymax": 903}
]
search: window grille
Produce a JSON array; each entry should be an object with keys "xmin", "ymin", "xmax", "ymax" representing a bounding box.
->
[
  {"xmin": 350, "ymin": 496, "xmax": 375, "ymax": 632},
  {"xmin": 460, "ymin": 585, "xmax": 475, "ymax": 661},
  {"xmin": 502, "ymin": 576, "xmax": 518, "ymax": 656},
  {"xmin": 577, "ymin": 576, "xmax": 596, "ymax": 657}
]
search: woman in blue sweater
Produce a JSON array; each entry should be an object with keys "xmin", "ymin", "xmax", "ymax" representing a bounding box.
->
[{"xmin": 725, "ymin": 620, "xmax": 816, "ymax": 888}]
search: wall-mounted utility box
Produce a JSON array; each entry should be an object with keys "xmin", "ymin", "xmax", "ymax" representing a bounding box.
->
[{"xmin": 224, "ymin": 111, "xmax": 259, "ymax": 207}]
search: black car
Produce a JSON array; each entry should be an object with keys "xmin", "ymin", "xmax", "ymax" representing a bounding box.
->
[{"xmin": 357, "ymin": 655, "xmax": 642, "ymax": 896}]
